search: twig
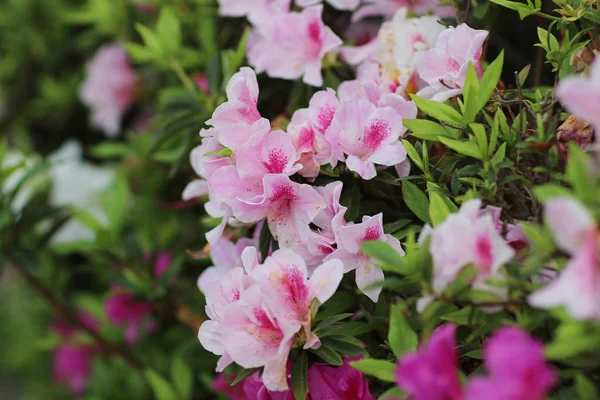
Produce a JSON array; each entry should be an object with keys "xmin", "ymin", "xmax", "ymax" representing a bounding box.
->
[{"xmin": 11, "ymin": 261, "xmax": 143, "ymax": 370}]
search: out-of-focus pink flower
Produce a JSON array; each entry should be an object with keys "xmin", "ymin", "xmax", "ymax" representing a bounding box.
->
[
  {"xmin": 464, "ymin": 327, "xmax": 556, "ymax": 400},
  {"xmin": 326, "ymin": 213, "xmax": 404, "ymax": 301},
  {"xmin": 353, "ymin": 0, "xmax": 455, "ymax": 21},
  {"xmin": 51, "ymin": 313, "xmax": 99, "ymax": 396},
  {"xmin": 556, "ymin": 58, "xmax": 600, "ymax": 134},
  {"xmin": 53, "ymin": 344, "xmax": 96, "ymax": 396},
  {"xmin": 480, "ymin": 206, "xmax": 529, "ymax": 251},
  {"xmin": 375, "ymin": 9, "xmax": 445, "ymax": 95},
  {"xmin": 308, "ymin": 356, "xmax": 375, "ymax": 399},
  {"xmin": 417, "ymin": 24, "xmax": 488, "ymax": 102},
  {"xmin": 423, "ymin": 199, "xmax": 515, "ymax": 296},
  {"xmin": 80, "ymin": 43, "xmax": 138, "ymax": 137},
  {"xmin": 104, "ymin": 289, "xmax": 155, "ymax": 344},
  {"xmin": 326, "ymin": 96, "xmax": 407, "ymax": 180},
  {"xmin": 193, "ymin": 73, "xmax": 210, "ymax": 95},
  {"xmin": 396, "ymin": 324, "xmax": 462, "ymax": 400},
  {"xmin": 247, "ymin": 5, "xmax": 343, "ymax": 86},
  {"xmin": 214, "ymin": 374, "xmax": 249, "ymax": 400},
  {"xmin": 297, "ymin": 0, "xmax": 360, "ymax": 10},
  {"xmin": 529, "ymin": 197, "xmax": 600, "ymax": 320},
  {"xmin": 218, "ymin": 0, "xmax": 290, "ymax": 18}
]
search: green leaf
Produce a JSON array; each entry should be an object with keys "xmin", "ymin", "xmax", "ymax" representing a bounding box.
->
[
  {"xmin": 72, "ymin": 207, "xmax": 105, "ymax": 232},
  {"xmin": 404, "ymin": 119, "xmax": 458, "ymax": 142},
  {"xmin": 490, "ymin": 0, "xmax": 540, "ymax": 19},
  {"xmin": 401, "ymin": 140, "xmax": 424, "ymax": 171},
  {"xmin": 575, "ymin": 374, "xmax": 599, "ymax": 400},
  {"xmin": 402, "ymin": 181, "xmax": 431, "ymax": 223},
  {"xmin": 144, "ymin": 369, "xmax": 179, "ymax": 400},
  {"xmin": 156, "ymin": 7, "xmax": 181, "ymax": 57},
  {"xmin": 292, "ymin": 351, "xmax": 309, "ymax": 400},
  {"xmin": 123, "ymin": 42, "xmax": 158, "ymax": 63},
  {"xmin": 491, "ymin": 143, "xmax": 507, "ymax": 167},
  {"xmin": 379, "ymin": 387, "xmax": 407, "ymax": 400},
  {"xmin": 361, "ymin": 241, "xmax": 406, "ymax": 274},
  {"xmin": 439, "ymin": 137, "xmax": 483, "ymax": 160},
  {"xmin": 136, "ymin": 23, "xmax": 162, "ymax": 54},
  {"xmin": 388, "ymin": 303, "xmax": 418, "ymax": 359},
  {"xmin": 533, "ymin": 184, "xmax": 573, "ymax": 202},
  {"xmin": 171, "ymin": 357, "xmax": 192, "ymax": 400},
  {"xmin": 321, "ymin": 336, "xmax": 368, "ymax": 357},
  {"xmin": 410, "ymin": 95, "xmax": 464, "ymax": 125},
  {"xmin": 428, "ymin": 191, "xmax": 451, "ymax": 226},
  {"xmin": 566, "ymin": 144, "xmax": 593, "ymax": 203},
  {"xmin": 477, "ymin": 51, "xmax": 504, "ymax": 113},
  {"xmin": 462, "ymin": 62, "xmax": 481, "ymax": 124},
  {"xmin": 310, "ymin": 345, "xmax": 344, "ymax": 366},
  {"xmin": 102, "ymin": 173, "xmax": 130, "ymax": 230},
  {"xmin": 470, "ymin": 124, "xmax": 489, "ymax": 160},
  {"xmin": 518, "ymin": 64, "xmax": 531, "ymax": 87},
  {"xmin": 89, "ymin": 142, "xmax": 131, "ymax": 159},
  {"xmin": 350, "ymin": 359, "xmax": 396, "ymax": 382},
  {"xmin": 230, "ymin": 368, "xmax": 259, "ymax": 386}
]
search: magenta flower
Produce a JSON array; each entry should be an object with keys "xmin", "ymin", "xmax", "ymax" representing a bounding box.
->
[
  {"xmin": 213, "ymin": 373, "xmax": 250, "ymax": 400},
  {"xmin": 247, "ymin": 5, "xmax": 343, "ymax": 86},
  {"xmin": 243, "ymin": 370, "xmax": 297, "ymax": 399},
  {"xmin": 417, "ymin": 24, "xmax": 488, "ymax": 102},
  {"xmin": 104, "ymin": 289, "xmax": 155, "ymax": 344},
  {"xmin": 308, "ymin": 356, "xmax": 375, "ymax": 399},
  {"xmin": 464, "ymin": 327, "xmax": 556, "ymax": 400},
  {"xmin": 529, "ymin": 197, "xmax": 600, "ymax": 320},
  {"xmin": 79, "ymin": 43, "xmax": 138, "ymax": 137},
  {"xmin": 396, "ymin": 324, "xmax": 462, "ymax": 400},
  {"xmin": 51, "ymin": 313, "xmax": 99, "ymax": 396},
  {"xmin": 556, "ymin": 58, "xmax": 600, "ymax": 133},
  {"xmin": 153, "ymin": 252, "xmax": 173, "ymax": 278}
]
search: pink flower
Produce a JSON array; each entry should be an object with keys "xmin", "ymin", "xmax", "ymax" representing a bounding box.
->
[
  {"xmin": 104, "ymin": 289, "xmax": 155, "ymax": 344},
  {"xmin": 556, "ymin": 58, "xmax": 600, "ymax": 134},
  {"xmin": 218, "ymin": 0, "xmax": 290, "ymax": 18},
  {"xmin": 213, "ymin": 374, "xmax": 249, "ymax": 400},
  {"xmin": 396, "ymin": 324, "xmax": 462, "ymax": 400},
  {"xmin": 424, "ymin": 199, "xmax": 515, "ymax": 296},
  {"xmin": 308, "ymin": 356, "xmax": 375, "ymax": 399},
  {"xmin": 53, "ymin": 344, "xmax": 97, "ymax": 396},
  {"xmin": 231, "ymin": 174, "xmax": 326, "ymax": 248},
  {"xmin": 288, "ymin": 89, "xmax": 340, "ymax": 179},
  {"xmin": 182, "ymin": 137, "xmax": 232, "ymax": 201},
  {"xmin": 353, "ymin": 0, "xmax": 455, "ymax": 21},
  {"xmin": 297, "ymin": 0, "xmax": 360, "ymax": 10},
  {"xmin": 313, "ymin": 181, "xmax": 347, "ymax": 237},
  {"xmin": 326, "ymin": 213, "xmax": 404, "ymax": 301},
  {"xmin": 247, "ymin": 5, "xmax": 343, "ymax": 86},
  {"xmin": 251, "ymin": 249, "xmax": 344, "ymax": 349},
  {"xmin": 417, "ymin": 24, "xmax": 488, "ymax": 102},
  {"xmin": 193, "ymin": 73, "xmax": 210, "ymax": 94},
  {"xmin": 326, "ymin": 96, "xmax": 407, "ymax": 180},
  {"xmin": 529, "ymin": 197, "xmax": 600, "ymax": 320},
  {"xmin": 243, "ymin": 370, "xmax": 297, "ymax": 399},
  {"xmin": 464, "ymin": 327, "xmax": 556, "ymax": 400},
  {"xmin": 153, "ymin": 252, "xmax": 173, "ymax": 278},
  {"xmin": 51, "ymin": 313, "xmax": 99, "ymax": 396},
  {"xmin": 79, "ymin": 43, "xmax": 137, "ymax": 137}
]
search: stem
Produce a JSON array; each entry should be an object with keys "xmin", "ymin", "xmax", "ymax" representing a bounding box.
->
[
  {"xmin": 537, "ymin": 12, "xmax": 561, "ymax": 21},
  {"xmin": 11, "ymin": 261, "xmax": 143, "ymax": 370},
  {"xmin": 170, "ymin": 60, "xmax": 197, "ymax": 95}
]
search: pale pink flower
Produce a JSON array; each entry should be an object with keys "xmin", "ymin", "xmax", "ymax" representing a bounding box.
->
[
  {"xmin": 425, "ymin": 199, "xmax": 515, "ymax": 295},
  {"xmin": 231, "ymin": 174, "xmax": 326, "ymax": 248},
  {"xmin": 288, "ymin": 89, "xmax": 340, "ymax": 178},
  {"xmin": 297, "ymin": 0, "xmax": 360, "ymax": 10},
  {"xmin": 556, "ymin": 58, "xmax": 600, "ymax": 134},
  {"xmin": 247, "ymin": 5, "xmax": 343, "ymax": 86},
  {"xmin": 529, "ymin": 197, "xmax": 600, "ymax": 320},
  {"xmin": 217, "ymin": 285, "xmax": 298, "ymax": 391},
  {"xmin": 313, "ymin": 181, "xmax": 348, "ymax": 237},
  {"xmin": 80, "ymin": 43, "xmax": 137, "ymax": 137},
  {"xmin": 353, "ymin": 0, "xmax": 455, "ymax": 21},
  {"xmin": 375, "ymin": 9, "xmax": 445, "ymax": 94},
  {"xmin": 396, "ymin": 324, "xmax": 462, "ymax": 400},
  {"xmin": 251, "ymin": 249, "xmax": 344, "ymax": 349},
  {"xmin": 182, "ymin": 137, "xmax": 231, "ymax": 200},
  {"xmin": 464, "ymin": 327, "xmax": 556, "ymax": 400},
  {"xmin": 326, "ymin": 96, "xmax": 407, "ymax": 180},
  {"xmin": 218, "ymin": 0, "xmax": 290, "ymax": 18},
  {"xmin": 325, "ymin": 213, "xmax": 404, "ymax": 301},
  {"xmin": 417, "ymin": 24, "xmax": 488, "ymax": 102}
]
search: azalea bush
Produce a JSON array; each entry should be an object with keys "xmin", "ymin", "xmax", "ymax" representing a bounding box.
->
[{"xmin": 2, "ymin": 0, "xmax": 600, "ymax": 399}]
